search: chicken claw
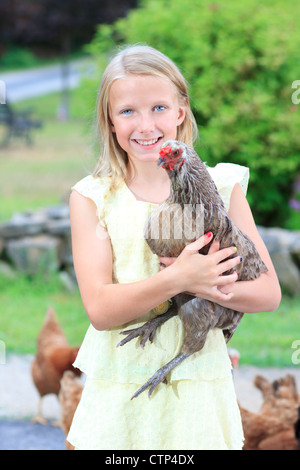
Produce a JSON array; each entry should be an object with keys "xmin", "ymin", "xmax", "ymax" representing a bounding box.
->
[
  {"xmin": 117, "ymin": 307, "xmax": 177, "ymax": 349},
  {"xmin": 131, "ymin": 352, "xmax": 191, "ymax": 399}
]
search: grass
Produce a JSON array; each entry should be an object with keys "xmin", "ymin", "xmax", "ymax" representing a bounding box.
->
[
  {"xmin": 0, "ymin": 88, "xmax": 97, "ymax": 221},
  {"xmin": 0, "ymin": 273, "xmax": 89, "ymax": 354},
  {"xmin": 0, "ymin": 88, "xmax": 94, "ymax": 352},
  {"xmin": 1, "ymin": 267, "xmax": 299, "ymax": 366},
  {"xmin": 0, "ymin": 88, "xmax": 299, "ymax": 367},
  {"xmin": 229, "ymin": 295, "xmax": 300, "ymax": 367}
]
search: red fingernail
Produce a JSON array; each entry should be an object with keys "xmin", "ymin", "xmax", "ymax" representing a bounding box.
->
[{"xmin": 206, "ymin": 231, "xmax": 213, "ymax": 238}]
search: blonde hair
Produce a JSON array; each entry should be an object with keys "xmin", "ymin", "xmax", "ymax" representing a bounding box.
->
[{"xmin": 93, "ymin": 44, "xmax": 198, "ymax": 186}]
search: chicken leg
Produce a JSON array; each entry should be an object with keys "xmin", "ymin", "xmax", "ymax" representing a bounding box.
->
[
  {"xmin": 131, "ymin": 352, "xmax": 191, "ymax": 399},
  {"xmin": 117, "ymin": 304, "xmax": 177, "ymax": 349}
]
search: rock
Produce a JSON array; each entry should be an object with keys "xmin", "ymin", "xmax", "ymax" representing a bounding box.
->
[
  {"xmin": 45, "ymin": 218, "xmax": 71, "ymax": 237},
  {"xmin": 59, "ymin": 234, "xmax": 73, "ymax": 266},
  {"xmin": 258, "ymin": 226, "xmax": 300, "ymax": 254},
  {"xmin": 5, "ymin": 235, "xmax": 62, "ymax": 276},
  {"xmin": 270, "ymin": 250, "xmax": 300, "ymax": 296},
  {"xmin": 258, "ymin": 226, "xmax": 300, "ymax": 296},
  {"xmin": 0, "ymin": 213, "xmax": 46, "ymax": 239},
  {"xmin": 59, "ymin": 270, "xmax": 77, "ymax": 291},
  {"xmin": 43, "ymin": 204, "xmax": 69, "ymax": 220},
  {"xmin": 0, "ymin": 206, "xmax": 300, "ymax": 296},
  {"xmin": 0, "ymin": 260, "xmax": 17, "ymax": 280}
]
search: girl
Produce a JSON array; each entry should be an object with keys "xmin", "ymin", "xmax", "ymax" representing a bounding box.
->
[{"xmin": 67, "ymin": 45, "xmax": 281, "ymax": 450}]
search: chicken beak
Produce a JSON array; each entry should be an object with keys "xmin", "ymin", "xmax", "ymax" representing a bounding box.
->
[{"xmin": 157, "ymin": 157, "xmax": 165, "ymax": 168}]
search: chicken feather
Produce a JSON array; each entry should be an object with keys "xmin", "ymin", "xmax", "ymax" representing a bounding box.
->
[
  {"xmin": 118, "ymin": 140, "xmax": 268, "ymax": 399},
  {"xmin": 31, "ymin": 307, "xmax": 81, "ymax": 423}
]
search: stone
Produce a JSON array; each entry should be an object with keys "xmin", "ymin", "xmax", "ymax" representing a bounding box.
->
[
  {"xmin": 0, "ymin": 213, "xmax": 46, "ymax": 239},
  {"xmin": 258, "ymin": 226, "xmax": 300, "ymax": 296},
  {"xmin": 269, "ymin": 250, "xmax": 300, "ymax": 296},
  {"xmin": 5, "ymin": 235, "xmax": 62, "ymax": 276},
  {"xmin": 44, "ymin": 219, "xmax": 71, "ymax": 237},
  {"xmin": 43, "ymin": 205, "xmax": 69, "ymax": 220},
  {"xmin": 59, "ymin": 234, "xmax": 73, "ymax": 266},
  {"xmin": 258, "ymin": 226, "xmax": 300, "ymax": 254},
  {"xmin": 59, "ymin": 271, "xmax": 77, "ymax": 291},
  {"xmin": 0, "ymin": 206, "xmax": 299, "ymax": 296}
]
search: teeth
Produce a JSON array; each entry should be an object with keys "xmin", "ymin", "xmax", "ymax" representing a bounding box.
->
[{"xmin": 135, "ymin": 138, "xmax": 159, "ymax": 146}]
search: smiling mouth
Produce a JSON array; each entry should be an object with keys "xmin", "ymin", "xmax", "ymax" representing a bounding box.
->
[{"xmin": 133, "ymin": 137, "xmax": 162, "ymax": 146}]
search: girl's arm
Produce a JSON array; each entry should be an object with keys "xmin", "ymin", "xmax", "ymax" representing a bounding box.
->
[{"xmin": 69, "ymin": 190, "xmax": 240, "ymax": 330}]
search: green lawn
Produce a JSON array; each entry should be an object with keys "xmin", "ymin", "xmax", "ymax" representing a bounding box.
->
[
  {"xmin": 0, "ymin": 89, "xmax": 94, "ymax": 351},
  {"xmin": 0, "ymin": 90, "xmax": 299, "ymax": 367},
  {"xmin": 1, "ymin": 268, "xmax": 299, "ymax": 367},
  {"xmin": 229, "ymin": 295, "xmax": 300, "ymax": 367},
  {"xmin": 0, "ymin": 273, "xmax": 89, "ymax": 354},
  {"xmin": 0, "ymin": 89, "xmax": 96, "ymax": 222}
]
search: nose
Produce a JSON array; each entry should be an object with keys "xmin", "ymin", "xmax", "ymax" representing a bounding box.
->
[{"xmin": 137, "ymin": 112, "xmax": 155, "ymax": 134}]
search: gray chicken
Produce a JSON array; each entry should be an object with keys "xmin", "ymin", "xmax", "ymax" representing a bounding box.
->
[{"xmin": 118, "ymin": 140, "xmax": 268, "ymax": 399}]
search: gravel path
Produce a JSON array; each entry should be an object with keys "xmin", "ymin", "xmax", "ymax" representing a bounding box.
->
[{"xmin": 0, "ymin": 354, "xmax": 299, "ymax": 450}]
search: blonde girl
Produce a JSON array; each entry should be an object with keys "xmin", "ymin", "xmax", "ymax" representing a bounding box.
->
[{"xmin": 67, "ymin": 44, "xmax": 281, "ymax": 450}]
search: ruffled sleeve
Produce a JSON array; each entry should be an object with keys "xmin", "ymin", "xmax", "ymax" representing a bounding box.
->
[
  {"xmin": 72, "ymin": 175, "xmax": 111, "ymax": 228},
  {"xmin": 206, "ymin": 163, "xmax": 249, "ymax": 211}
]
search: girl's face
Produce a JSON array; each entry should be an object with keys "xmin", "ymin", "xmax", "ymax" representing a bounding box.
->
[{"xmin": 108, "ymin": 74, "xmax": 186, "ymax": 164}]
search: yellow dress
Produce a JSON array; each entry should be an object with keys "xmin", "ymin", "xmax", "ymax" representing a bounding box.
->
[{"xmin": 67, "ymin": 162, "xmax": 249, "ymax": 450}]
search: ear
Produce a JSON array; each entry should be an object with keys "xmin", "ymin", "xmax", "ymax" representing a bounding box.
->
[{"xmin": 177, "ymin": 105, "xmax": 186, "ymax": 127}]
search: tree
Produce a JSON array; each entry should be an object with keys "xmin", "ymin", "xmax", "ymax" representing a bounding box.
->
[
  {"xmin": 88, "ymin": 0, "xmax": 300, "ymax": 228},
  {"xmin": 4, "ymin": 0, "xmax": 137, "ymax": 118}
]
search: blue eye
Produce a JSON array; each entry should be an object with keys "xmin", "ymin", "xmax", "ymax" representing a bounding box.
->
[
  {"xmin": 154, "ymin": 105, "xmax": 166, "ymax": 111},
  {"xmin": 121, "ymin": 109, "xmax": 132, "ymax": 115}
]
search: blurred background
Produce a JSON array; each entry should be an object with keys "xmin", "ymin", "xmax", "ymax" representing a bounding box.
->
[{"xmin": 0, "ymin": 0, "xmax": 300, "ymax": 450}]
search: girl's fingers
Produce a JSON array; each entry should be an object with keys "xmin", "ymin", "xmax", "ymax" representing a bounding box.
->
[
  {"xmin": 214, "ymin": 245, "xmax": 238, "ymax": 264},
  {"xmin": 184, "ymin": 232, "xmax": 213, "ymax": 252},
  {"xmin": 214, "ymin": 290, "xmax": 235, "ymax": 302},
  {"xmin": 217, "ymin": 254, "xmax": 242, "ymax": 276},
  {"xmin": 195, "ymin": 287, "xmax": 234, "ymax": 302},
  {"xmin": 216, "ymin": 271, "xmax": 239, "ymax": 285},
  {"xmin": 208, "ymin": 240, "xmax": 220, "ymax": 254}
]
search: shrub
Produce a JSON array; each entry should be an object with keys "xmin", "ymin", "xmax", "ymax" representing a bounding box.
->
[{"xmin": 87, "ymin": 0, "xmax": 300, "ymax": 227}]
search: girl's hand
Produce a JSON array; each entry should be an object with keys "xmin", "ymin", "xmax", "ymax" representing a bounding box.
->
[{"xmin": 158, "ymin": 233, "xmax": 241, "ymax": 302}]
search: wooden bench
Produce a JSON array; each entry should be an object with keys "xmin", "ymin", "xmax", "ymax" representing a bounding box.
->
[{"xmin": 0, "ymin": 101, "xmax": 42, "ymax": 146}]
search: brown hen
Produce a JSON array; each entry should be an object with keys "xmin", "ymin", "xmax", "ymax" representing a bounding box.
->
[
  {"xmin": 254, "ymin": 374, "xmax": 300, "ymax": 426},
  {"xmin": 119, "ymin": 140, "xmax": 268, "ymax": 399},
  {"xmin": 59, "ymin": 370, "xmax": 83, "ymax": 449},
  {"xmin": 31, "ymin": 307, "xmax": 81, "ymax": 424}
]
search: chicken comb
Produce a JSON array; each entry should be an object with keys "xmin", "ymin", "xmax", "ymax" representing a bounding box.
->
[{"xmin": 159, "ymin": 145, "xmax": 173, "ymax": 157}]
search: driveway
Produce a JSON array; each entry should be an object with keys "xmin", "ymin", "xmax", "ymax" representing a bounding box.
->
[
  {"xmin": 0, "ymin": 58, "xmax": 93, "ymax": 103},
  {"xmin": 0, "ymin": 354, "xmax": 299, "ymax": 450}
]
